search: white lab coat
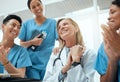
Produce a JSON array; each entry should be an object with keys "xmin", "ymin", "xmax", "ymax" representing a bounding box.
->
[{"xmin": 43, "ymin": 47, "xmax": 96, "ymax": 82}]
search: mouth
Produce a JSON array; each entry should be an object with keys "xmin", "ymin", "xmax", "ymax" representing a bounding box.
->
[
  {"xmin": 36, "ymin": 10, "xmax": 42, "ymax": 14},
  {"xmin": 11, "ymin": 31, "xmax": 17, "ymax": 36}
]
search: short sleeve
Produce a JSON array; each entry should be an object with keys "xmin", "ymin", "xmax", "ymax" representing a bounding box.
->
[
  {"xmin": 94, "ymin": 43, "xmax": 108, "ymax": 75},
  {"xmin": 17, "ymin": 47, "xmax": 32, "ymax": 68},
  {"xmin": 19, "ymin": 23, "xmax": 26, "ymax": 41}
]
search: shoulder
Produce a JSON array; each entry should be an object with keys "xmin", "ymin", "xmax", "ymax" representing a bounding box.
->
[
  {"xmin": 22, "ymin": 19, "xmax": 34, "ymax": 25},
  {"xmin": 95, "ymin": 43, "xmax": 108, "ymax": 75},
  {"xmin": 84, "ymin": 47, "xmax": 96, "ymax": 57},
  {"xmin": 96, "ymin": 43, "xmax": 108, "ymax": 61},
  {"xmin": 47, "ymin": 18, "xmax": 56, "ymax": 21},
  {"xmin": 80, "ymin": 47, "xmax": 97, "ymax": 63},
  {"xmin": 46, "ymin": 18, "xmax": 56, "ymax": 23},
  {"xmin": 14, "ymin": 44, "xmax": 28, "ymax": 54}
]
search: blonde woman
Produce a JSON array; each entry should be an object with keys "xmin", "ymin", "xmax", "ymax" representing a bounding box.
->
[{"xmin": 43, "ymin": 18, "xmax": 96, "ymax": 82}]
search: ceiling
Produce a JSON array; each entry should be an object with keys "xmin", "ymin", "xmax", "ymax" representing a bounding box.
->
[{"xmin": 0, "ymin": 0, "xmax": 112, "ymax": 26}]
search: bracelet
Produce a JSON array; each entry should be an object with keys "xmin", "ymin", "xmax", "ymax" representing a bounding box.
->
[{"xmin": 3, "ymin": 61, "xmax": 9, "ymax": 66}]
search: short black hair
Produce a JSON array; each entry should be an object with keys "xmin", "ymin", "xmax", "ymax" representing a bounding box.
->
[
  {"xmin": 3, "ymin": 14, "xmax": 22, "ymax": 26},
  {"xmin": 27, "ymin": 0, "xmax": 42, "ymax": 9},
  {"xmin": 112, "ymin": 0, "xmax": 120, "ymax": 7}
]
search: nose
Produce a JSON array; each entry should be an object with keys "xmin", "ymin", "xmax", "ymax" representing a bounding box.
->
[{"xmin": 35, "ymin": 6, "xmax": 40, "ymax": 10}]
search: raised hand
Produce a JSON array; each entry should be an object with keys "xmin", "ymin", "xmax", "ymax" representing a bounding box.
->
[
  {"xmin": 101, "ymin": 24, "xmax": 120, "ymax": 61},
  {"xmin": 0, "ymin": 45, "xmax": 10, "ymax": 65},
  {"xmin": 70, "ymin": 45, "xmax": 85, "ymax": 63},
  {"xmin": 31, "ymin": 34, "xmax": 43, "ymax": 46}
]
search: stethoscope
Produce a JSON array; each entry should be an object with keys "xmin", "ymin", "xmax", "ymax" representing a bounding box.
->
[
  {"xmin": 53, "ymin": 45, "xmax": 66, "ymax": 82},
  {"xmin": 53, "ymin": 46, "xmax": 64, "ymax": 67}
]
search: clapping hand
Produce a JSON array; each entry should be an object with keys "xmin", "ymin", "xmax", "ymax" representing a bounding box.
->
[
  {"xmin": 0, "ymin": 45, "xmax": 10, "ymax": 65},
  {"xmin": 101, "ymin": 24, "xmax": 120, "ymax": 61}
]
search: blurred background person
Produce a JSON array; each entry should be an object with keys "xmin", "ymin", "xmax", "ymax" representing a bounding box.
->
[{"xmin": 95, "ymin": 0, "xmax": 120, "ymax": 82}]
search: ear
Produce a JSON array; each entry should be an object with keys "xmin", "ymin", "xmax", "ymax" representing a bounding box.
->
[{"xmin": 75, "ymin": 27, "xmax": 79, "ymax": 33}]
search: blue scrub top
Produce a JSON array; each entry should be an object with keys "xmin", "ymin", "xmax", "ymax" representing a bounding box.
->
[
  {"xmin": 95, "ymin": 43, "xmax": 120, "ymax": 82},
  {"xmin": 0, "ymin": 44, "xmax": 32, "ymax": 73},
  {"xmin": 19, "ymin": 18, "xmax": 58, "ymax": 70}
]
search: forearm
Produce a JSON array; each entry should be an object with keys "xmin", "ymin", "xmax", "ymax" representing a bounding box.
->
[
  {"xmin": 4, "ymin": 62, "xmax": 25, "ymax": 78},
  {"xmin": 101, "ymin": 60, "xmax": 119, "ymax": 82},
  {"xmin": 20, "ymin": 40, "xmax": 33, "ymax": 48}
]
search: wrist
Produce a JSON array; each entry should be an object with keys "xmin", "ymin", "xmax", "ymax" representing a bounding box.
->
[
  {"xmin": 3, "ymin": 61, "xmax": 9, "ymax": 66},
  {"xmin": 61, "ymin": 68, "xmax": 66, "ymax": 74},
  {"xmin": 72, "ymin": 62, "xmax": 81, "ymax": 67},
  {"xmin": 30, "ymin": 40, "xmax": 34, "ymax": 45},
  {"xmin": 61, "ymin": 65, "xmax": 70, "ymax": 74}
]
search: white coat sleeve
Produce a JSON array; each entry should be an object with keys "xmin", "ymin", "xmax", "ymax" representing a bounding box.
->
[
  {"xmin": 66, "ymin": 49, "xmax": 96, "ymax": 82},
  {"xmin": 43, "ymin": 53, "xmax": 63, "ymax": 82}
]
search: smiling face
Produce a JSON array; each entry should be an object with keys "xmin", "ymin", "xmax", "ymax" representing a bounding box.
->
[
  {"xmin": 2, "ymin": 19, "xmax": 21, "ymax": 40},
  {"xmin": 57, "ymin": 19, "xmax": 78, "ymax": 41},
  {"xmin": 29, "ymin": 0, "xmax": 43, "ymax": 17},
  {"xmin": 108, "ymin": 4, "xmax": 120, "ymax": 30}
]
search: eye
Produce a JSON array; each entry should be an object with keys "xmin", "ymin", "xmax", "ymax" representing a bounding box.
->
[
  {"xmin": 10, "ymin": 23, "xmax": 21, "ymax": 29},
  {"xmin": 31, "ymin": 6, "xmax": 36, "ymax": 9},
  {"xmin": 63, "ymin": 23, "xmax": 68, "ymax": 26},
  {"xmin": 37, "ymin": 3, "xmax": 40, "ymax": 7},
  {"xmin": 12, "ymin": 23, "xmax": 16, "ymax": 27}
]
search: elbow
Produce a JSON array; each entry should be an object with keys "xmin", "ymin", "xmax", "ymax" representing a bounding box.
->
[
  {"xmin": 20, "ymin": 41, "xmax": 27, "ymax": 48},
  {"xmin": 19, "ymin": 74, "xmax": 25, "ymax": 78},
  {"xmin": 20, "ymin": 41, "xmax": 24, "ymax": 46}
]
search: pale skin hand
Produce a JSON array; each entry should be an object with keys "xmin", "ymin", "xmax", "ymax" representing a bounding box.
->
[
  {"xmin": 70, "ymin": 45, "xmax": 84, "ymax": 63},
  {"xmin": 53, "ymin": 47, "xmax": 60, "ymax": 55},
  {"xmin": 61, "ymin": 45, "xmax": 85, "ymax": 74}
]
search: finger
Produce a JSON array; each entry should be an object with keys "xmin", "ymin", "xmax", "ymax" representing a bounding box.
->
[
  {"xmin": 107, "ymin": 23, "xmax": 118, "ymax": 39},
  {"xmin": 35, "ymin": 34, "xmax": 41, "ymax": 38},
  {"xmin": 101, "ymin": 24, "xmax": 113, "ymax": 42},
  {"xmin": 102, "ymin": 32, "xmax": 107, "ymax": 46},
  {"xmin": 5, "ymin": 48, "xmax": 11, "ymax": 56},
  {"xmin": 101, "ymin": 24, "xmax": 109, "ymax": 33}
]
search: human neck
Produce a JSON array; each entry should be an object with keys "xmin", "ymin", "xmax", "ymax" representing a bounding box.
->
[
  {"xmin": 65, "ymin": 38, "xmax": 77, "ymax": 48},
  {"xmin": 1, "ymin": 38, "xmax": 14, "ymax": 48},
  {"xmin": 35, "ymin": 16, "xmax": 46, "ymax": 25}
]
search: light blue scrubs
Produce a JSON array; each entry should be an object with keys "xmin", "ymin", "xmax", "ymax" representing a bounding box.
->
[
  {"xmin": 0, "ymin": 44, "xmax": 32, "ymax": 73},
  {"xmin": 19, "ymin": 18, "xmax": 58, "ymax": 80},
  {"xmin": 95, "ymin": 43, "xmax": 120, "ymax": 82}
]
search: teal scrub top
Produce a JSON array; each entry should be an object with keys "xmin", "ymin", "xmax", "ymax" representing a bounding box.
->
[
  {"xmin": 19, "ymin": 18, "xmax": 58, "ymax": 70},
  {"xmin": 95, "ymin": 43, "xmax": 120, "ymax": 82},
  {"xmin": 0, "ymin": 44, "xmax": 32, "ymax": 73}
]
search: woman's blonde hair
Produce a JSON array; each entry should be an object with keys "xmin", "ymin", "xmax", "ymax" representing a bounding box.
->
[{"xmin": 57, "ymin": 18, "xmax": 84, "ymax": 48}]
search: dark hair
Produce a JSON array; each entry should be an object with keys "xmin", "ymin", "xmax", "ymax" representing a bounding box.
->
[
  {"xmin": 27, "ymin": 0, "xmax": 42, "ymax": 9},
  {"xmin": 3, "ymin": 14, "xmax": 22, "ymax": 26},
  {"xmin": 112, "ymin": 0, "xmax": 120, "ymax": 7}
]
